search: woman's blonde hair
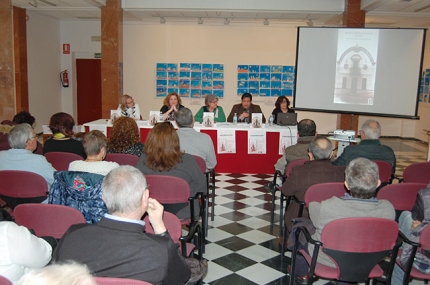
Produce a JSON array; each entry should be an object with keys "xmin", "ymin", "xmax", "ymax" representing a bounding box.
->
[{"xmin": 119, "ymin": 94, "xmax": 133, "ymax": 111}]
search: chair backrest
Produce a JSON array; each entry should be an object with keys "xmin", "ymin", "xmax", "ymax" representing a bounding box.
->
[
  {"xmin": 0, "ymin": 170, "xmax": 48, "ymax": 198},
  {"xmin": 403, "ymin": 162, "xmax": 430, "ymax": 183},
  {"xmin": 93, "ymin": 277, "xmax": 152, "ymax": 285},
  {"xmin": 105, "ymin": 153, "xmax": 139, "ymax": 166},
  {"xmin": 14, "ymin": 203, "xmax": 86, "ymax": 239},
  {"xmin": 143, "ymin": 212, "xmax": 182, "ymax": 244},
  {"xmin": 193, "ymin": 155, "xmax": 207, "ymax": 173},
  {"xmin": 285, "ymin": 158, "xmax": 308, "ymax": 177},
  {"xmin": 44, "ymin": 152, "xmax": 83, "ymax": 171},
  {"xmin": 372, "ymin": 160, "xmax": 393, "ymax": 184},
  {"xmin": 304, "ymin": 182, "xmax": 347, "ymax": 205},
  {"xmin": 321, "ymin": 217, "xmax": 398, "ymax": 282},
  {"xmin": 0, "ymin": 276, "xmax": 12, "ymax": 285},
  {"xmin": 377, "ymin": 183, "xmax": 427, "ymax": 211}
]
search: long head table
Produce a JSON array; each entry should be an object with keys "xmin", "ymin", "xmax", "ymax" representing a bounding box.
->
[{"xmin": 84, "ymin": 119, "xmax": 298, "ymax": 174}]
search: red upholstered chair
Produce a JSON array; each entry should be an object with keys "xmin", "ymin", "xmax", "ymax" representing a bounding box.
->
[
  {"xmin": 14, "ymin": 203, "xmax": 86, "ymax": 239},
  {"xmin": 143, "ymin": 211, "xmax": 203, "ymax": 259},
  {"xmin": 44, "ymin": 151, "xmax": 83, "ymax": 171},
  {"xmin": 0, "ymin": 276, "xmax": 12, "ymax": 285},
  {"xmin": 372, "ymin": 160, "xmax": 393, "ymax": 187},
  {"xmin": 402, "ymin": 161, "xmax": 430, "ymax": 183},
  {"xmin": 289, "ymin": 217, "xmax": 399, "ymax": 285},
  {"xmin": 104, "ymin": 153, "xmax": 139, "ymax": 166},
  {"xmin": 0, "ymin": 170, "xmax": 48, "ymax": 211},
  {"xmin": 94, "ymin": 277, "xmax": 152, "ymax": 285}
]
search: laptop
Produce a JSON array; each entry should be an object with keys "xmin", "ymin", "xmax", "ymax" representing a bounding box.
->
[{"xmin": 277, "ymin": 113, "xmax": 297, "ymax": 126}]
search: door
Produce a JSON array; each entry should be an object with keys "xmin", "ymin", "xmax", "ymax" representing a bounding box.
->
[{"xmin": 76, "ymin": 59, "xmax": 102, "ymax": 124}]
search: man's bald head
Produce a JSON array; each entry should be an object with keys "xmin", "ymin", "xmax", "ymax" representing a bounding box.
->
[{"xmin": 308, "ymin": 137, "xmax": 333, "ymax": 160}]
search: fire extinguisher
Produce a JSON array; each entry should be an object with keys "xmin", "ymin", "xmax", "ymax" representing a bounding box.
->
[{"xmin": 60, "ymin": 70, "xmax": 69, "ymax": 88}]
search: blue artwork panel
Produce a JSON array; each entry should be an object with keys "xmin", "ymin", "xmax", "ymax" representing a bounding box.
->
[
  {"xmin": 214, "ymin": 90, "xmax": 224, "ymax": 98},
  {"xmin": 271, "ymin": 65, "xmax": 282, "ymax": 73},
  {"xmin": 238, "ymin": 81, "xmax": 248, "ymax": 88},
  {"xmin": 191, "ymin": 89, "xmax": 201, "ymax": 98},
  {"xmin": 179, "ymin": 80, "xmax": 190, "ymax": 88},
  {"xmin": 191, "ymin": 80, "xmax": 201, "ymax": 89},
  {"xmin": 259, "ymin": 81, "xmax": 270, "ymax": 88},
  {"xmin": 249, "ymin": 89, "xmax": 259, "ymax": 96},
  {"xmin": 282, "ymin": 82, "xmax": 293, "ymax": 89},
  {"xmin": 191, "ymin": 72, "xmax": 201, "ymax": 80},
  {"xmin": 202, "ymin": 72, "xmax": 212, "ymax": 81},
  {"xmin": 157, "ymin": 63, "xmax": 167, "ymax": 71},
  {"xmin": 249, "ymin": 81, "xmax": 259, "ymax": 89},
  {"xmin": 168, "ymin": 80, "xmax": 178, "ymax": 88},
  {"xmin": 260, "ymin": 65, "xmax": 270, "ymax": 73},
  {"xmin": 180, "ymin": 71, "xmax": 190, "ymax": 78},
  {"xmin": 237, "ymin": 88, "xmax": 248, "ymax": 95},
  {"xmin": 249, "ymin": 73, "xmax": 259, "ymax": 81},
  {"xmin": 213, "ymin": 64, "xmax": 224, "ymax": 72},
  {"xmin": 282, "ymin": 66, "xmax": 294, "ymax": 73},
  {"xmin": 213, "ymin": 81, "xmax": 224, "ymax": 89},
  {"xmin": 259, "ymin": 89, "xmax": 270, "ymax": 96},
  {"xmin": 156, "ymin": 87, "xmax": 166, "ymax": 97},
  {"xmin": 202, "ymin": 81, "xmax": 212, "ymax": 89},
  {"xmin": 249, "ymin": 65, "xmax": 259, "ymax": 73},
  {"xmin": 156, "ymin": 72, "xmax": 167, "ymax": 79},
  {"xmin": 271, "ymin": 81, "xmax": 281, "ymax": 89},
  {"xmin": 238, "ymin": 65, "xmax": 248, "ymax": 73},
  {"xmin": 202, "ymin": 89, "xmax": 212, "ymax": 96},
  {"xmin": 271, "ymin": 73, "xmax": 282, "ymax": 81},
  {"xmin": 213, "ymin": 73, "xmax": 224, "ymax": 80},
  {"xmin": 271, "ymin": 89, "xmax": 281, "ymax": 96},
  {"xmin": 191, "ymin": 63, "xmax": 201, "ymax": 71},
  {"xmin": 281, "ymin": 89, "xmax": 293, "ymax": 96},
  {"xmin": 238, "ymin": 73, "xmax": 249, "ymax": 81},
  {"xmin": 202, "ymin": 64, "xmax": 212, "ymax": 72},
  {"xmin": 168, "ymin": 72, "xmax": 178, "ymax": 80},
  {"xmin": 260, "ymin": 73, "xmax": 270, "ymax": 81},
  {"xmin": 180, "ymin": 63, "xmax": 190, "ymax": 71},
  {"xmin": 167, "ymin": 64, "xmax": 177, "ymax": 72},
  {"xmin": 156, "ymin": 80, "xmax": 167, "ymax": 87},
  {"xmin": 168, "ymin": 88, "xmax": 178, "ymax": 94},
  {"xmin": 179, "ymin": 88, "xmax": 190, "ymax": 97}
]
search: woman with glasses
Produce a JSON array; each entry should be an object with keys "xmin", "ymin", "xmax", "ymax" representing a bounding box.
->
[
  {"xmin": 118, "ymin": 94, "xmax": 141, "ymax": 120},
  {"xmin": 194, "ymin": 94, "xmax": 226, "ymax": 123}
]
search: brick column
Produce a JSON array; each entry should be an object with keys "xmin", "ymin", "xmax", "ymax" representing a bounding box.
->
[
  {"xmin": 101, "ymin": 0, "xmax": 123, "ymax": 118},
  {"xmin": 14, "ymin": 6, "xmax": 29, "ymax": 113},
  {"xmin": 337, "ymin": 0, "xmax": 365, "ymax": 132}
]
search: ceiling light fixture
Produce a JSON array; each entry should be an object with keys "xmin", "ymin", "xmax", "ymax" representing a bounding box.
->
[
  {"xmin": 224, "ymin": 18, "xmax": 230, "ymax": 25},
  {"xmin": 198, "ymin": 17, "xmax": 203, "ymax": 24},
  {"xmin": 160, "ymin": 17, "xmax": 166, "ymax": 24},
  {"xmin": 263, "ymin": 19, "xmax": 269, "ymax": 26}
]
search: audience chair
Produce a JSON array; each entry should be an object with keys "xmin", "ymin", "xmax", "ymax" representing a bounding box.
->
[
  {"xmin": 402, "ymin": 161, "xmax": 430, "ymax": 183},
  {"xmin": 0, "ymin": 170, "xmax": 48, "ymax": 211},
  {"xmin": 269, "ymin": 159, "xmax": 308, "ymax": 235},
  {"xmin": 281, "ymin": 182, "xmax": 347, "ymax": 254},
  {"xmin": 289, "ymin": 217, "xmax": 399, "ymax": 285},
  {"xmin": 372, "ymin": 160, "xmax": 393, "ymax": 188},
  {"xmin": 144, "ymin": 211, "xmax": 203, "ymax": 259},
  {"xmin": 14, "ymin": 203, "xmax": 86, "ymax": 239},
  {"xmin": 44, "ymin": 152, "xmax": 83, "ymax": 171},
  {"xmin": 377, "ymin": 182, "xmax": 427, "ymax": 222},
  {"xmin": 104, "ymin": 153, "xmax": 139, "ymax": 166},
  {"xmin": 93, "ymin": 277, "xmax": 152, "ymax": 285},
  {"xmin": 144, "ymin": 175, "xmax": 206, "ymax": 249},
  {"xmin": 0, "ymin": 276, "xmax": 12, "ymax": 285},
  {"xmin": 397, "ymin": 225, "xmax": 430, "ymax": 284}
]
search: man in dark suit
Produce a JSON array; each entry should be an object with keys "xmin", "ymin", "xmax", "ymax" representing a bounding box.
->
[
  {"xmin": 53, "ymin": 166, "xmax": 192, "ymax": 285},
  {"xmin": 227, "ymin": 92, "xmax": 266, "ymax": 123}
]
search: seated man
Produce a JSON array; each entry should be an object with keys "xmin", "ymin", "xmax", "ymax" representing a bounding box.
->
[
  {"xmin": 227, "ymin": 92, "xmax": 266, "ymax": 123},
  {"xmin": 333, "ymin": 119, "xmax": 396, "ymax": 174},
  {"xmin": 0, "ymin": 123, "xmax": 55, "ymax": 188},
  {"xmin": 293, "ymin": 158, "xmax": 395, "ymax": 284},
  {"xmin": 53, "ymin": 166, "xmax": 192, "ymax": 284},
  {"xmin": 274, "ymin": 119, "xmax": 317, "ymax": 176},
  {"xmin": 176, "ymin": 107, "xmax": 217, "ymax": 169},
  {"xmin": 281, "ymin": 137, "xmax": 345, "ymax": 235}
]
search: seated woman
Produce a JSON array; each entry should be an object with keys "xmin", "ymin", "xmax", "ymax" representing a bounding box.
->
[
  {"xmin": 136, "ymin": 122, "xmax": 206, "ymax": 220},
  {"xmin": 43, "ymin": 112, "xmax": 86, "ymax": 158},
  {"xmin": 68, "ymin": 130, "xmax": 119, "ymax": 176},
  {"xmin": 194, "ymin": 94, "xmax": 226, "ymax": 123},
  {"xmin": 107, "ymin": 116, "xmax": 144, "ymax": 157},
  {"xmin": 117, "ymin": 94, "xmax": 141, "ymax": 120},
  {"xmin": 160, "ymin": 92, "xmax": 184, "ymax": 121},
  {"xmin": 271, "ymin": 96, "xmax": 295, "ymax": 124}
]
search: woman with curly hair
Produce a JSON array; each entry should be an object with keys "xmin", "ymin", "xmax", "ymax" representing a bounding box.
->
[
  {"xmin": 160, "ymin": 92, "xmax": 184, "ymax": 121},
  {"xmin": 107, "ymin": 116, "xmax": 144, "ymax": 157}
]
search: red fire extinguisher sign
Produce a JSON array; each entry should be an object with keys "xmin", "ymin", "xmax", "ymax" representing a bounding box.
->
[{"xmin": 63, "ymin": 44, "xmax": 70, "ymax": 54}]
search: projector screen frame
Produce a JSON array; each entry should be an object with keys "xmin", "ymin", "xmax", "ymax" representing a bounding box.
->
[{"xmin": 292, "ymin": 26, "xmax": 426, "ymax": 120}]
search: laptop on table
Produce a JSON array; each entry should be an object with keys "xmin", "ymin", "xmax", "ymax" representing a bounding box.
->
[{"xmin": 277, "ymin": 113, "xmax": 297, "ymax": 126}]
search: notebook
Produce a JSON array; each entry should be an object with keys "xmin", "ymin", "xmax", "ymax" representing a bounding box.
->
[{"xmin": 277, "ymin": 113, "xmax": 297, "ymax": 126}]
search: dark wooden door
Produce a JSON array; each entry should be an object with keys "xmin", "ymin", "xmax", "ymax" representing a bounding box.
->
[{"xmin": 76, "ymin": 59, "xmax": 102, "ymax": 124}]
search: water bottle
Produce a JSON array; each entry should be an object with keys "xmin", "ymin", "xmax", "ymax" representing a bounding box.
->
[
  {"xmin": 269, "ymin": 115, "xmax": 274, "ymax": 127},
  {"xmin": 159, "ymin": 112, "xmax": 163, "ymax": 122},
  {"xmin": 233, "ymin": 113, "xmax": 238, "ymax": 125}
]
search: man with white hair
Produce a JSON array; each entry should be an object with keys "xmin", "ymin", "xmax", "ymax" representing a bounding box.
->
[
  {"xmin": 53, "ymin": 166, "xmax": 192, "ymax": 284},
  {"xmin": 0, "ymin": 123, "xmax": 55, "ymax": 187},
  {"xmin": 333, "ymin": 119, "xmax": 396, "ymax": 174}
]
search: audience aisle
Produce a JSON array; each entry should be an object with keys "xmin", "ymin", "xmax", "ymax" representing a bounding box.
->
[{"xmin": 203, "ymin": 138, "xmax": 428, "ymax": 285}]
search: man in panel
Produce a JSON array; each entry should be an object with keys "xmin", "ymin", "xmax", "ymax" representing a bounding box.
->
[
  {"xmin": 176, "ymin": 107, "xmax": 217, "ymax": 169},
  {"xmin": 281, "ymin": 137, "xmax": 345, "ymax": 235},
  {"xmin": 274, "ymin": 119, "xmax": 317, "ymax": 176},
  {"xmin": 0, "ymin": 123, "xmax": 55, "ymax": 188},
  {"xmin": 53, "ymin": 166, "xmax": 192, "ymax": 285},
  {"xmin": 227, "ymin": 92, "xmax": 266, "ymax": 123},
  {"xmin": 333, "ymin": 119, "xmax": 396, "ymax": 174}
]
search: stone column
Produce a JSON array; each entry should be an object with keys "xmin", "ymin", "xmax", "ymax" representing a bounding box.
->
[
  {"xmin": 14, "ymin": 6, "xmax": 29, "ymax": 113},
  {"xmin": 101, "ymin": 0, "xmax": 123, "ymax": 118},
  {"xmin": 337, "ymin": 0, "xmax": 365, "ymax": 132}
]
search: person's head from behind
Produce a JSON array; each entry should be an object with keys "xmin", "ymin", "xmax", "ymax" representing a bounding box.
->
[
  {"xmin": 205, "ymin": 94, "xmax": 219, "ymax": 109},
  {"xmin": 49, "ymin": 112, "xmax": 75, "ymax": 137},
  {"xmin": 360, "ymin": 119, "xmax": 381, "ymax": 140},
  {"xmin": 102, "ymin": 165, "xmax": 149, "ymax": 217},
  {"xmin": 297, "ymin": 119, "xmax": 316, "ymax": 137},
  {"xmin": 308, "ymin": 137, "xmax": 333, "ymax": 161},
  {"xmin": 144, "ymin": 122, "xmax": 182, "ymax": 171},
  {"xmin": 82, "ymin": 130, "xmax": 107, "ymax": 158},
  {"xmin": 108, "ymin": 116, "xmax": 140, "ymax": 152},
  {"xmin": 13, "ymin": 111, "xmax": 35, "ymax": 127},
  {"xmin": 120, "ymin": 94, "xmax": 135, "ymax": 110},
  {"xmin": 8, "ymin": 124, "xmax": 37, "ymax": 152},
  {"xmin": 275, "ymin": 96, "xmax": 290, "ymax": 111},
  {"xmin": 345, "ymin": 158, "xmax": 380, "ymax": 199},
  {"xmin": 18, "ymin": 261, "xmax": 96, "ymax": 285},
  {"xmin": 241, "ymin": 93, "xmax": 252, "ymax": 109},
  {"xmin": 163, "ymin": 92, "xmax": 182, "ymax": 107},
  {"xmin": 176, "ymin": 107, "xmax": 194, "ymax": 128}
]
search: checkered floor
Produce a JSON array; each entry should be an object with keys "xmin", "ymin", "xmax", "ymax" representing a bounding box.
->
[{"xmin": 201, "ymin": 138, "xmax": 429, "ymax": 285}]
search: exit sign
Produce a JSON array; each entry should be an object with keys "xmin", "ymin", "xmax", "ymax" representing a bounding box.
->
[{"xmin": 94, "ymin": 53, "xmax": 102, "ymax": 58}]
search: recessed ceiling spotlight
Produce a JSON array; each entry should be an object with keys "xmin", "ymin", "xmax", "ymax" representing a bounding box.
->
[
  {"xmin": 263, "ymin": 19, "xmax": 269, "ymax": 26},
  {"xmin": 224, "ymin": 18, "xmax": 230, "ymax": 25},
  {"xmin": 198, "ymin": 18, "xmax": 204, "ymax": 25},
  {"xmin": 160, "ymin": 17, "xmax": 166, "ymax": 24}
]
